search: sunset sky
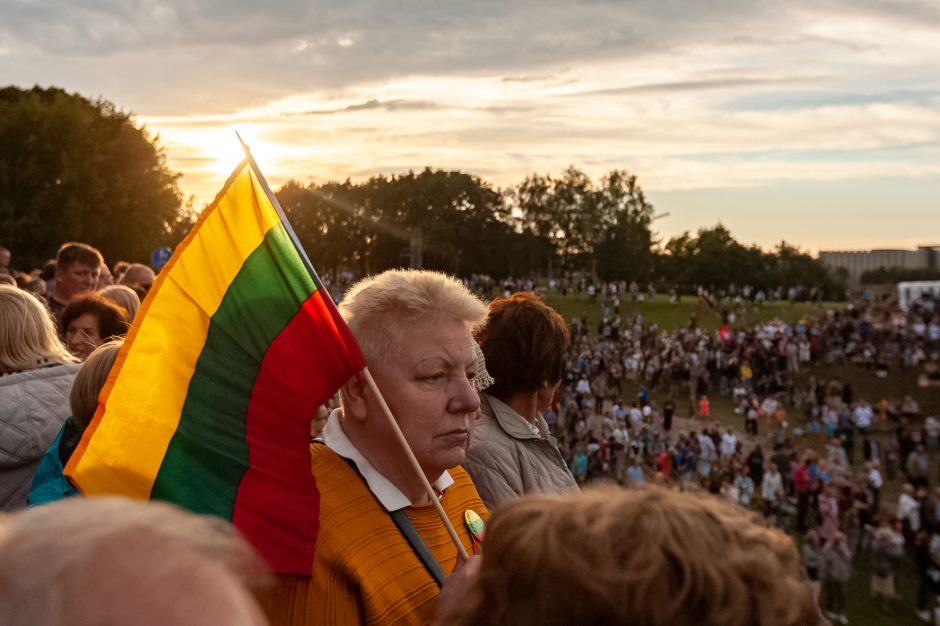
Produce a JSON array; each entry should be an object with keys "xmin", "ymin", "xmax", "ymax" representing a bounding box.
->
[{"xmin": 2, "ymin": 0, "xmax": 939, "ymax": 253}]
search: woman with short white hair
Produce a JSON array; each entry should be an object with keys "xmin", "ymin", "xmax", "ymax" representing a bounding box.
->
[{"xmin": 0, "ymin": 285, "xmax": 79, "ymax": 511}]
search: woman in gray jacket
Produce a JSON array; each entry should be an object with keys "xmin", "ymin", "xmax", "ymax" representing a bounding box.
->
[
  {"xmin": 0, "ymin": 286, "xmax": 79, "ymax": 511},
  {"xmin": 463, "ymin": 292, "xmax": 578, "ymax": 510}
]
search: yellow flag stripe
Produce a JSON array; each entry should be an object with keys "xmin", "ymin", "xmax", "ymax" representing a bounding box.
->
[{"xmin": 67, "ymin": 162, "xmax": 281, "ymax": 497}]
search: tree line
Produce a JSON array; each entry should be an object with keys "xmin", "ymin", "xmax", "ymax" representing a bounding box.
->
[
  {"xmin": 860, "ymin": 267, "xmax": 940, "ymax": 284},
  {"xmin": 0, "ymin": 86, "xmax": 845, "ymax": 298},
  {"xmin": 275, "ymin": 169, "xmax": 845, "ymax": 299}
]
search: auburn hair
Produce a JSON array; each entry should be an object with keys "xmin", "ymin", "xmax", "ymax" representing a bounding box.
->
[
  {"xmin": 446, "ymin": 486, "xmax": 821, "ymax": 626},
  {"xmin": 474, "ymin": 291, "xmax": 568, "ymax": 400},
  {"xmin": 59, "ymin": 292, "xmax": 129, "ymax": 341}
]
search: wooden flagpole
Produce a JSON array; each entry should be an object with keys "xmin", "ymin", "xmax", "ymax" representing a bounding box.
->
[{"xmin": 235, "ymin": 132, "xmax": 469, "ymax": 563}]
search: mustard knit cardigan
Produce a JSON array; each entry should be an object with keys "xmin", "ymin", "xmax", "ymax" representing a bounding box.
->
[{"xmin": 259, "ymin": 444, "xmax": 488, "ymax": 626}]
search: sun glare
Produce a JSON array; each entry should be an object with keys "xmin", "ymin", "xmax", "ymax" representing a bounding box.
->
[
  {"xmin": 152, "ymin": 121, "xmax": 289, "ymax": 208},
  {"xmin": 193, "ymin": 129, "xmax": 243, "ymax": 177}
]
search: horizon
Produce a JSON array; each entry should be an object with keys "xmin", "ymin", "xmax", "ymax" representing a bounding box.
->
[{"xmin": 2, "ymin": 0, "xmax": 938, "ymax": 254}]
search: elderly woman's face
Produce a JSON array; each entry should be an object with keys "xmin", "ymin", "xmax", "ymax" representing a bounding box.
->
[
  {"xmin": 367, "ymin": 318, "xmax": 480, "ymax": 478},
  {"xmin": 66, "ymin": 313, "xmax": 102, "ymax": 360}
]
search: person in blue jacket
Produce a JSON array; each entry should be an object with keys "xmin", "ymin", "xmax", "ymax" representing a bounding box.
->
[{"xmin": 29, "ymin": 339, "xmax": 123, "ymax": 506}]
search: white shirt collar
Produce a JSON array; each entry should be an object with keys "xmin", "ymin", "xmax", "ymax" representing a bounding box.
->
[{"xmin": 322, "ymin": 408, "xmax": 454, "ymax": 512}]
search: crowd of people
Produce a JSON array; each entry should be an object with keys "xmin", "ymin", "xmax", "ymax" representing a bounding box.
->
[
  {"xmin": 1, "ymin": 241, "xmax": 938, "ymax": 624},
  {"xmin": 533, "ymin": 278, "xmax": 940, "ymax": 623},
  {"xmin": 0, "ymin": 243, "xmax": 145, "ymax": 512}
]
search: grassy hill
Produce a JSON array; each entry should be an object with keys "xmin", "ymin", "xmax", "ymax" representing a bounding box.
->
[{"xmin": 541, "ymin": 292, "xmax": 843, "ymax": 333}]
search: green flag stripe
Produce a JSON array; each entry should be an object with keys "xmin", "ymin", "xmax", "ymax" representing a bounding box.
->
[{"xmin": 150, "ymin": 223, "xmax": 316, "ymax": 516}]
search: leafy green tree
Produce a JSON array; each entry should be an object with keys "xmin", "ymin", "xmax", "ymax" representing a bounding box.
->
[
  {"xmin": 277, "ymin": 169, "xmax": 513, "ymax": 277},
  {"xmin": 513, "ymin": 168, "xmax": 593, "ymax": 272},
  {"xmin": 771, "ymin": 242, "xmax": 841, "ymax": 293},
  {"xmin": 365, "ymin": 169, "xmax": 511, "ymax": 275},
  {"xmin": 513, "ymin": 167, "xmax": 655, "ymax": 276},
  {"xmin": 276, "ymin": 179, "xmax": 367, "ymax": 276},
  {"xmin": 594, "ymin": 171, "xmax": 656, "ymax": 281},
  {"xmin": 657, "ymin": 227, "xmax": 845, "ymax": 298},
  {"xmin": 658, "ymin": 231, "xmax": 695, "ymax": 288},
  {"xmin": 861, "ymin": 267, "xmax": 940, "ymax": 284},
  {"xmin": 548, "ymin": 167, "xmax": 599, "ymax": 270},
  {"xmin": 0, "ymin": 86, "xmax": 184, "ymax": 268},
  {"xmin": 511, "ymin": 172, "xmax": 559, "ymax": 274},
  {"xmin": 659, "ymin": 225, "xmax": 770, "ymax": 291}
]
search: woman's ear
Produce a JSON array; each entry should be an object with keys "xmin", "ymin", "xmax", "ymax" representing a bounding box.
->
[{"xmin": 340, "ymin": 370, "xmax": 370, "ymax": 422}]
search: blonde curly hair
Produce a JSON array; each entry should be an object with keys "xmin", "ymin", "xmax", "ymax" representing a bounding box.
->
[{"xmin": 446, "ymin": 486, "xmax": 821, "ymax": 626}]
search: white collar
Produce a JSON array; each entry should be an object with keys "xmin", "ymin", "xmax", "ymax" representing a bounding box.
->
[{"xmin": 322, "ymin": 408, "xmax": 454, "ymax": 512}]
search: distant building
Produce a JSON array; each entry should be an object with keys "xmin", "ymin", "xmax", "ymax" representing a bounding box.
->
[{"xmin": 818, "ymin": 245, "xmax": 939, "ymax": 284}]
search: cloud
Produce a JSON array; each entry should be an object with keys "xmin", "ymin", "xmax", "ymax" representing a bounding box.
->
[
  {"xmin": 288, "ymin": 98, "xmax": 440, "ymax": 116},
  {"xmin": 0, "ymin": 0, "xmax": 870, "ymax": 112},
  {"xmin": 501, "ymin": 72, "xmax": 566, "ymax": 83},
  {"xmin": 5, "ymin": 0, "xmax": 940, "ymax": 254},
  {"xmin": 562, "ymin": 77, "xmax": 809, "ymax": 98}
]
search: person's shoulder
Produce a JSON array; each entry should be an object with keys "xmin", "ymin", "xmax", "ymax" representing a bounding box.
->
[
  {"xmin": 453, "ymin": 464, "xmax": 496, "ymax": 495},
  {"xmin": 469, "ymin": 408, "xmax": 500, "ymax": 440},
  {"xmin": 446, "ymin": 466, "xmax": 489, "ymax": 515},
  {"xmin": 311, "ymin": 440, "xmax": 342, "ymax": 464},
  {"xmin": 0, "ymin": 362, "xmax": 79, "ymax": 386},
  {"xmin": 465, "ymin": 432, "xmax": 513, "ymax": 465},
  {"xmin": 310, "ymin": 444, "xmax": 367, "ymax": 496},
  {"xmin": 450, "ymin": 465, "xmax": 475, "ymax": 486},
  {"xmin": 463, "ymin": 437, "xmax": 523, "ymax": 496}
]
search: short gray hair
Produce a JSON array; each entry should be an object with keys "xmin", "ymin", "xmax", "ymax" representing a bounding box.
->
[
  {"xmin": 99, "ymin": 284, "xmax": 141, "ymax": 322},
  {"xmin": 339, "ymin": 269, "xmax": 486, "ymax": 365}
]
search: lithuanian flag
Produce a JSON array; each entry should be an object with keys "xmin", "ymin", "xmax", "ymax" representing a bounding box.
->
[{"xmin": 65, "ymin": 155, "xmax": 366, "ymax": 574}]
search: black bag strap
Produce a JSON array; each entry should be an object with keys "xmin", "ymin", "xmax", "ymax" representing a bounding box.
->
[
  {"xmin": 389, "ymin": 508, "xmax": 448, "ymax": 587},
  {"xmin": 312, "ymin": 440, "xmax": 447, "ymax": 587}
]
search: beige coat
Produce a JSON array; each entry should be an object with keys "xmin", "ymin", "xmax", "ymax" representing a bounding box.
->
[{"xmin": 463, "ymin": 393, "xmax": 578, "ymax": 511}]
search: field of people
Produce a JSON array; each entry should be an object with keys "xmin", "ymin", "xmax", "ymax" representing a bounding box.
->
[
  {"xmin": 539, "ymin": 286, "xmax": 939, "ymax": 625},
  {"xmin": 543, "ymin": 291, "xmax": 843, "ymax": 333},
  {"xmin": 682, "ymin": 365, "xmax": 934, "ymax": 626}
]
